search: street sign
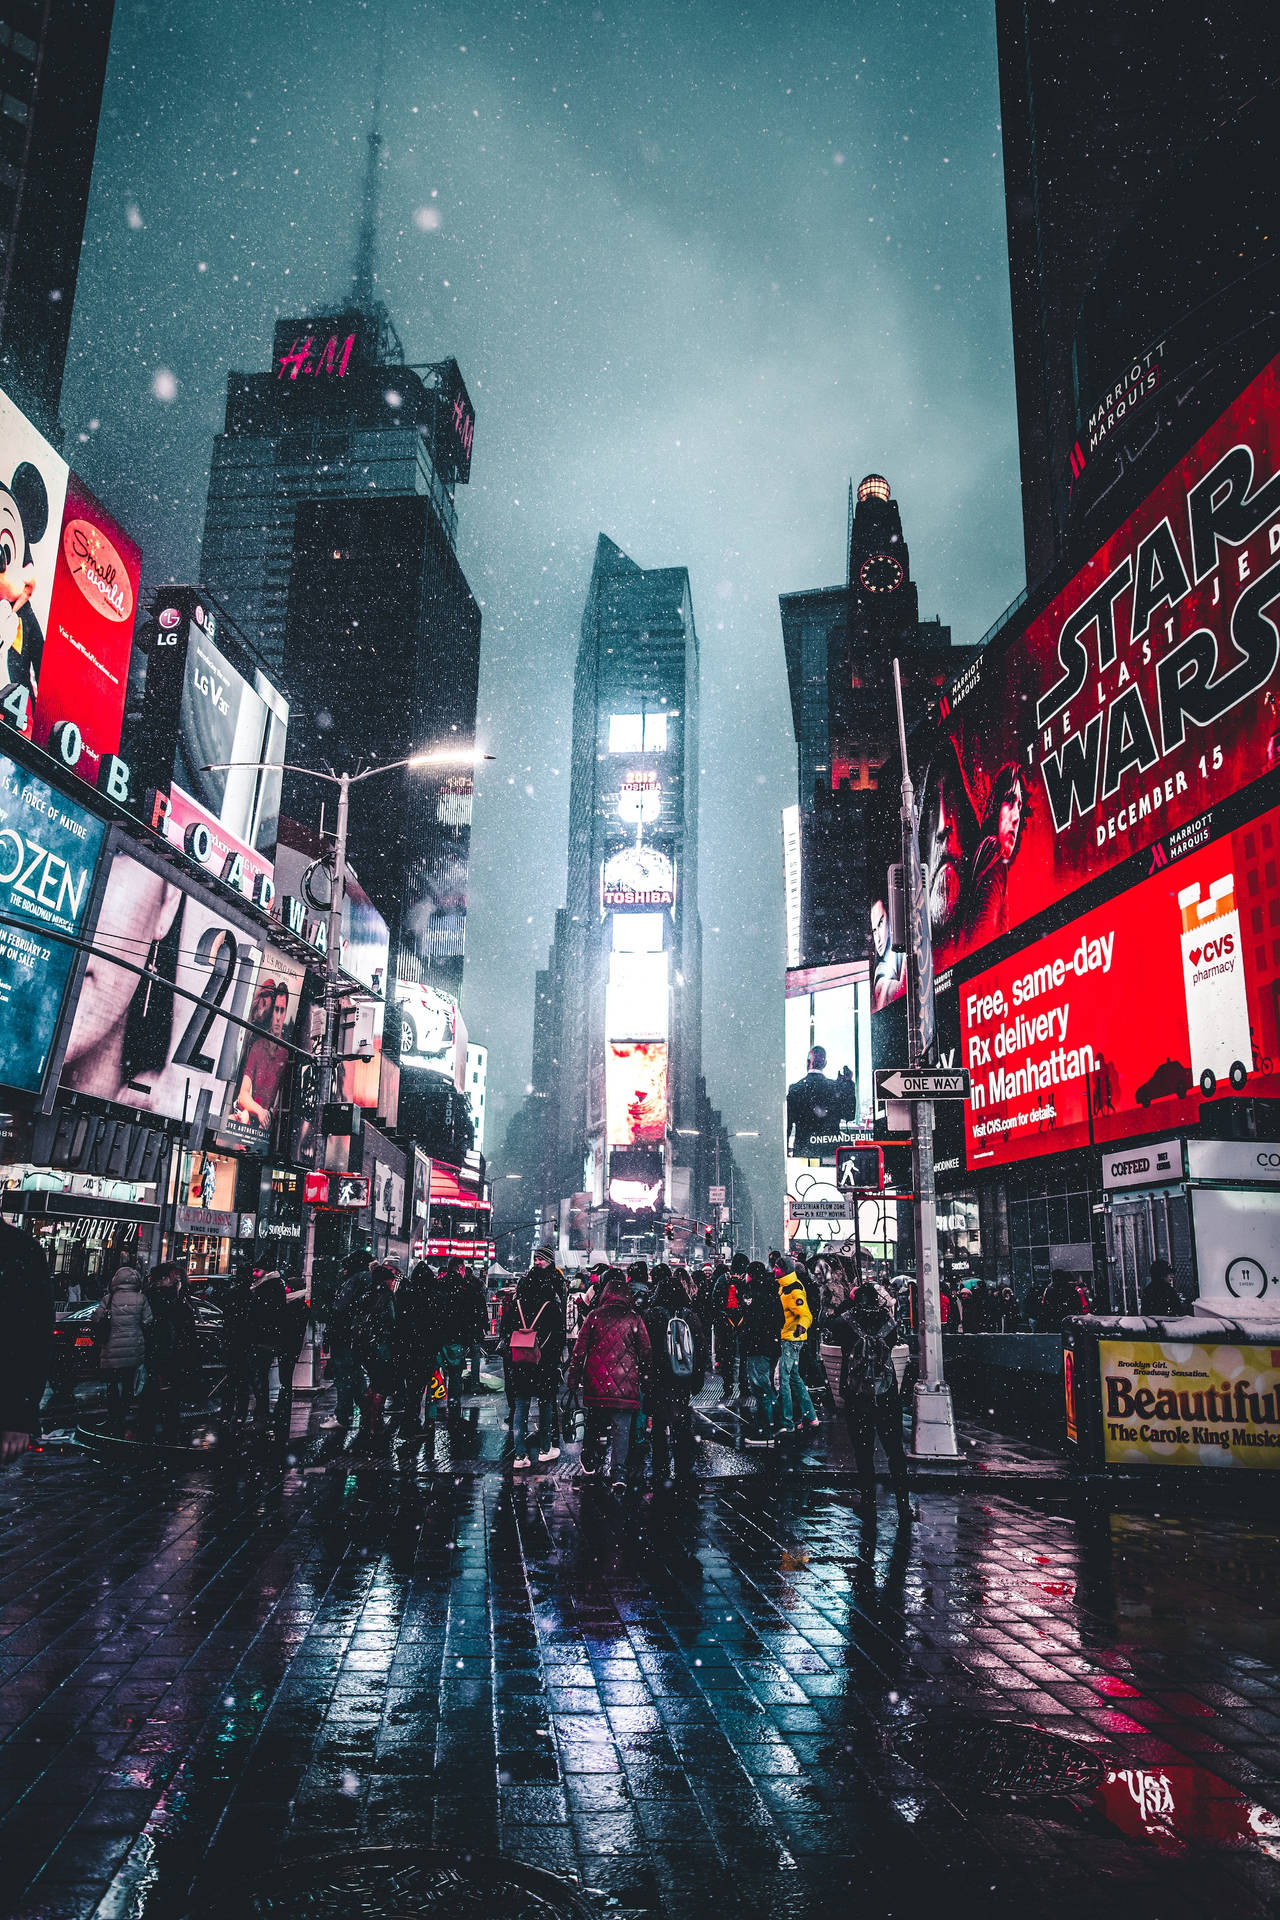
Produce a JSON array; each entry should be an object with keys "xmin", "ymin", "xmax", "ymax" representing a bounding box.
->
[
  {"xmin": 836, "ymin": 1143, "xmax": 884, "ymax": 1192},
  {"xmin": 789, "ymin": 1198, "xmax": 844, "ymax": 1220},
  {"xmin": 874, "ymin": 1067, "xmax": 971, "ymax": 1101},
  {"xmin": 709, "ymin": 1185, "xmax": 726, "ymax": 1203}
]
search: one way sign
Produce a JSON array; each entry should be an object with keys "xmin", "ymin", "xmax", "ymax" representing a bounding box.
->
[{"xmin": 875, "ymin": 1067, "xmax": 971, "ymax": 1101}]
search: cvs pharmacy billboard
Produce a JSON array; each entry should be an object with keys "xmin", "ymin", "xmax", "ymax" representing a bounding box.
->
[{"xmin": 960, "ymin": 796, "xmax": 1280, "ymax": 1169}]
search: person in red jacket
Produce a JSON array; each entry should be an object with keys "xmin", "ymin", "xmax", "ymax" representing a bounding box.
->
[{"xmin": 566, "ymin": 1268, "xmax": 651, "ymax": 1492}]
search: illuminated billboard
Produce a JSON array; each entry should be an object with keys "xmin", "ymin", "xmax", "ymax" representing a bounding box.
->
[
  {"xmin": 875, "ymin": 350, "xmax": 1280, "ymax": 994},
  {"xmin": 617, "ymin": 769, "xmax": 661, "ymax": 824},
  {"xmin": 0, "ymin": 387, "xmax": 140, "ymax": 787},
  {"xmin": 960, "ymin": 796, "xmax": 1280, "ymax": 1170},
  {"xmin": 0, "ymin": 753, "xmax": 106, "ymax": 1093},
  {"xmin": 61, "ymin": 836, "xmax": 266, "ymax": 1131},
  {"xmin": 785, "ymin": 963, "xmax": 871, "ymax": 1159},
  {"xmin": 601, "ymin": 842, "xmax": 675, "ymax": 909},
  {"xmin": 396, "ymin": 976, "xmax": 466, "ymax": 1086},
  {"xmin": 216, "ymin": 944, "xmax": 309, "ymax": 1155},
  {"xmin": 134, "ymin": 592, "xmax": 287, "ymax": 896},
  {"xmin": 606, "ymin": 1040, "xmax": 668, "ymax": 1146},
  {"xmin": 606, "ymin": 947, "xmax": 668, "ymax": 1045}
]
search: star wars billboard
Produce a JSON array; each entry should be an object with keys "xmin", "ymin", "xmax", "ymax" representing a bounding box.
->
[{"xmin": 874, "ymin": 350, "xmax": 1280, "ymax": 997}]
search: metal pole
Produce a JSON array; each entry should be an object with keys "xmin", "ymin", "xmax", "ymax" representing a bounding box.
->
[
  {"xmin": 893, "ymin": 659, "xmax": 959, "ymax": 1459},
  {"xmin": 299, "ymin": 770, "xmax": 350, "ymax": 1306}
]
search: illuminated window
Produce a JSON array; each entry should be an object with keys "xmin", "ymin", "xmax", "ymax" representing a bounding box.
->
[{"xmin": 608, "ymin": 712, "xmax": 668, "ymax": 753}]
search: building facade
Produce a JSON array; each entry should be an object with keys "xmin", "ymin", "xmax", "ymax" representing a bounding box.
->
[
  {"xmin": 0, "ymin": 0, "xmax": 115, "ymax": 436},
  {"xmin": 501, "ymin": 535, "xmax": 749, "ymax": 1264}
]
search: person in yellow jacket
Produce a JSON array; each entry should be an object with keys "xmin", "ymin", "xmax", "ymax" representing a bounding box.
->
[{"xmin": 773, "ymin": 1255, "xmax": 821, "ymax": 1432}]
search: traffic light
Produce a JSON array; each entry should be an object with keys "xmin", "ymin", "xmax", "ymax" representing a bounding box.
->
[
  {"xmin": 664, "ymin": 1223, "xmax": 675, "ymax": 1243},
  {"xmin": 704, "ymin": 1225, "xmax": 714, "ymax": 1246}
]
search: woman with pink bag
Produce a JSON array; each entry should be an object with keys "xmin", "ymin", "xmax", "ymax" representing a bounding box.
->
[{"xmin": 500, "ymin": 1255, "xmax": 567, "ymax": 1469}]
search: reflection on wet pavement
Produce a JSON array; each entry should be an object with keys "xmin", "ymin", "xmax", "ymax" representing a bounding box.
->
[{"xmin": 0, "ymin": 1400, "xmax": 1278, "ymax": 1920}]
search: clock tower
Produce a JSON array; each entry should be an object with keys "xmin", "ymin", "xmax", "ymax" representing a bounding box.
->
[{"xmin": 781, "ymin": 474, "xmax": 974, "ymax": 967}]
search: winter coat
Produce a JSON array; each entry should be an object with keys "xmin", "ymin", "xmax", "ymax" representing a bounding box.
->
[
  {"xmin": 739, "ymin": 1282, "xmax": 785, "ymax": 1362},
  {"xmin": 431, "ymin": 1267, "xmax": 488, "ymax": 1348},
  {"xmin": 349, "ymin": 1272, "xmax": 396, "ymax": 1371},
  {"xmin": 276, "ymin": 1289, "xmax": 311, "ymax": 1369},
  {"xmin": 830, "ymin": 1301, "xmax": 900, "ymax": 1405},
  {"xmin": 567, "ymin": 1277, "xmax": 652, "ymax": 1411},
  {"xmin": 709, "ymin": 1269, "xmax": 744, "ymax": 1330},
  {"xmin": 92, "ymin": 1269, "xmax": 153, "ymax": 1374},
  {"xmin": 643, "ymin": 1277, "xmax": 707, "ymax": 1403},
  {"xmin": 1142, "ymin": 1274, "xmax": 1183, "ymax": 1316},
  {"xmin": 777, "ymin": 1269, "xmax": 813, "ymax": 1343},
  {"xmin": 501, "ymin": 1268, "xmax": 566, "ymax": 1398},
  {"xmin": 393, "ymin": 1263, "xmax": 440, "ymax": 1367},
  {"xmin": 143, "ymin": 1287, "xmax": 203, "ymax": 1392},
  {"xmin": 0, "ymin": 1217, "xmax": 54, "ymax": 1434},
  {"xmin": 564, "ymin": 1282, "xmax": 596, "ymax": 1348},
  {"xmin": 246, "ymin": 1273, "xmax": 286, "ymax": 1350}
]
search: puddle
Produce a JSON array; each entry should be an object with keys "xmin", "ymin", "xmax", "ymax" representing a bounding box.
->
[{"xmin": 1096, "ymin": 1764, "xmax": 1280, "ymax": 1856}]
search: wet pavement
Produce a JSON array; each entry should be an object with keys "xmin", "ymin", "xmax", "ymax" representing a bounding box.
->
[{"xmin": 1, "ymin": 1383, "xmax": 1278, "ymax": 1920}]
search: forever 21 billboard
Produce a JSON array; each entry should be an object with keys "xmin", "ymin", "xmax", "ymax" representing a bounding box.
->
[{"xmin": 0, "ymin": 752, "xmax": 106, "ymax": 1092}]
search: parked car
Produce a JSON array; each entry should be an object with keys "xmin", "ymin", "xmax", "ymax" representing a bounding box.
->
[{"xmin": 47, "ymin": 1297, "xmax": 226, "ymax": 1391}]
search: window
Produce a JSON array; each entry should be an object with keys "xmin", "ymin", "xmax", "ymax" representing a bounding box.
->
[{"xmin": 608, "ymin": 711, "xmax": 667, "ymax": 753}]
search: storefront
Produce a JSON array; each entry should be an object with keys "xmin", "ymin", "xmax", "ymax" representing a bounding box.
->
[
  {"xmin": 173, "ymin": 1148, "xmax": 253, "ymax": 1278},
  {"xmin": 0, "ymin": 1102, "xmax": 175, "ymax": 1294}
]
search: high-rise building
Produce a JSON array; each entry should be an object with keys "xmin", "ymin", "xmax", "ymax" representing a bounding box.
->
[
  {"xmin": 780, "ymin": 476, "xmax": 968, "ymax": 968},
  {"xmin": 200, "ymin": 135, "xmax": 478, "ymax": 1015},
  {"xmin": 198, "ymin": 131, "xmax": 482, "ymax": 1158},
  {"xmin": 0, "ymin": 0, "xmax": 116, "ymax": 435},
  {"xmin": 995, "ymin": 0, "xmax": 1279, "ymax": 586},
  {"xmin": 507, "ymin": 535, "xmax": 744, "ymax": 1260}
]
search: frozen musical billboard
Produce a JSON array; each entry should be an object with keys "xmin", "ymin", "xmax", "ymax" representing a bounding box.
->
[
  {"xmin": 877, "ymin": 350, "xmax": 1280, "ymax": 994},
  {"xmin": 960, "ymin": 797, "xmax": 1280, "ymax": 1169}
]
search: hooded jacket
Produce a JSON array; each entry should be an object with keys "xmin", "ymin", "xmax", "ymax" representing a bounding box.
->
[
  {"xmin": 739, "ymin": 1275, "xmax": 785, "ymax": 1361},
  {"xmin": 92, "ymin": 1268, "xmax": 153, "ymax": 1373},
  {"xmin": 829, "ymin": 1297, "xmax": 900, "ymax": 1403},
  {"xmin": 642, "ymin": 1271, "xmax": 707, "ymax": 1402},
  {"xmin": 776, "ymin": 1266, "xmax": 813, "ymax": 1343},
  {"xmin": 567, "ymin": 1276, "xmax": 651, "ymax": 1410}
]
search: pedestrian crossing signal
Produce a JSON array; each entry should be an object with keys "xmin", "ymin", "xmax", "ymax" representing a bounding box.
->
[{"xmin": 835, "ymin": 1144, "xmax": 884, "ymax": 1193}]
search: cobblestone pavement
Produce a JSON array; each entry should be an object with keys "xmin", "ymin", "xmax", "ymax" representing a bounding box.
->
[{"xmin": 1, "ymin": 1393, "xmax": 1279, "ymax": 1920}]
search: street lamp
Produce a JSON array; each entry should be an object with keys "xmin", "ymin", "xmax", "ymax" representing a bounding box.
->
[{"xmin": 202, "ymin": 744, "xmax": 492, "ymax": 1295}]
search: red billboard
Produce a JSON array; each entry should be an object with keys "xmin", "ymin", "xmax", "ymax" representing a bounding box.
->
[
  {"xmin": 34, "ymin": 474, "xmax": 140, "ymax": 783},
  {"xmin": 884, "ymin": 351, "xmax": 1280, "ymax": 990},
  {"xmin": 960, "ymin": 798, "xmax": 1280, "ymax": 1169}
]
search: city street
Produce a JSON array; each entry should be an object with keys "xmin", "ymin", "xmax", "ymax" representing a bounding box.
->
[{"xmin": 1, "ymin": 1391, "xmax": 1279, "ymax": 1920}]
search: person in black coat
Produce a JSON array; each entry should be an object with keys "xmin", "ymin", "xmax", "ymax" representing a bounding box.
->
[
  {"xmin": 1141, "ymin": 1258, "xmax": 1183, "ymax": 1317},
  {"xmin": 642, "ymin": 1265, "xmax": 707, "ymax": 1483},
  {"xmin": 740, "ymin": 1260, "xmax": 786, "ymax": 1446},
  {"xmin": 430, "ymin": 1257, "xmax": 489, "ymax": 1424},
  {"xmin": 270, "ymin": 1274, "xmax": 312, "ymax": 1440},
  {"xmin": 829, "ymin": 1282, "xmax": 911, "ymax": 1519},
  {"xmin": 0, "ymin": 1217, "xmax": 53, "ymax": 1462},
  {"xmin": 501, "ymin": 1260, "xmax": 567, "ymax": 1466},
  {"xmin": 139, "ymin": 1263, "xmax": 203, "ymax": 1442},
  {"xmin": 393, "ymin": 1260, "xmax": 441, "ymax": 1435}
]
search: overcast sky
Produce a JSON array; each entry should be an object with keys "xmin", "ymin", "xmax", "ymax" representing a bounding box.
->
[{"xmin": 63, "ymin": 0, "xmax": 1024, "ymax": 1224}]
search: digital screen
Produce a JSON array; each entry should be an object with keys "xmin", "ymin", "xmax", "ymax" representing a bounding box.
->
[
  {"xmin": 216, "ymin": 943, "xmax": 308, "ymax": 1155},
  {"xmin": 606, "ymin": 947, "xmax": 668, "ymax": 1044},
  {"xmin": 0, "ymin": 385, "xmax": 69, "ymax": 723},
  {"xmin": 396, "ymin": 976, "xmax": 463, "ymax": 1083},
  {"xmin": 602, "ymin": 842, "xmax": 675, "ymax": 909},
  {"xmin": 960, "ymin": 797, "xmax": 1280, "ymax": 1170},
  {"xmin": 606, "ymin": 1040, "xmax": 668, "ymax": 1145},
  {"xmin": 36, "ymin": 474, "xmax": 140, "ymax": 785},
  {"xmin": 617, "ymin": 770, "xmax": 661, "ymax": 824},
  {"xmin": 0, "ymin": 753, "xmax": 106, "ymax": 1092},
  {"xmin": 785, "ymin": 965, "xmax": 871, "ymax": 1160},
  {"xmin": 61, "ymin": 841, "xmax": 266, "ymax": 1128},
  {"xmin": 874, "ymin": 350, "xmax": 1280, "ymax": 995}
]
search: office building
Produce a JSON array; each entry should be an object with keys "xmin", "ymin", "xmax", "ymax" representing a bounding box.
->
[
  {"xmin": 0, "ymin": 0, "xmax": 116, "ymax": 435},
  {"xmin": 995, "ymin": 0, "xmax": 1279, "ymax": 585}
]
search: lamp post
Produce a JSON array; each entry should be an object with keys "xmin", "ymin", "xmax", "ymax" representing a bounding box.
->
[{"xmin": 203, "ymin": 745, "xmax": 491, "ymax": 1299}]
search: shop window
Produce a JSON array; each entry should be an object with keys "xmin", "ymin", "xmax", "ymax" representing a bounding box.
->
[{"xmin": 1047, "ymin": 1193, "xmax": 1070, "ymax": 1244}]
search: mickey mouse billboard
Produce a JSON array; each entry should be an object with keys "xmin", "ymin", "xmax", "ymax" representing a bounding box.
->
[{"xmin": 0, "ymin": 386, "xmax": 140, "ymax": 786}]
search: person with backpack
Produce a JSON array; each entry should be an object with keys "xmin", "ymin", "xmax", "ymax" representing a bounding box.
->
[
  {"xmin": 642, "ymin": 1264, "xmax": 706, "ymax": 1484},
  {"xmin": 320, "ymin": 1247, "xmax": 373, "ymax": 1434},
  {"xmin": 501, "ymin": 1256, "xmax": 567, "ymax": 1467},
  {"xmin": 774, "ymin": 1253, "xmax": 821, "ymax": 1433},
  {"xmin": 829, "ymin": 1281, "xmax": 912, "ymax": 1521},
  {"xmin": 566, "ymin": 1268, "xmax": 651, "ymax": 1492},
  {"xmin": 741, "ymin": 1260, "xmax": 786, "ymax": 1446},
  {"xmin": 711, "ymin": 1254, "xmax": 748, "ymax": 1401},
  {"xmin": 393, "ymin": 1259, "xmax": 441, "ymax": 1436},
  {"xmin": 430, "ymin": 1257, "xmax": 489, "ymax": 1425}
]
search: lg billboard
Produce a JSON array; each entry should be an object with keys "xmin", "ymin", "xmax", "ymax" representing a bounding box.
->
[{"xmin": 874, "ymin": 350, "xmax": 1280, "ymax": 998}]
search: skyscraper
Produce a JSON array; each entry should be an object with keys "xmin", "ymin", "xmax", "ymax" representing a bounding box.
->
[
  {"xmin": 995, "ymin": 0, "xmax": 1278, "ymax": 585},
  {"xmin": 198, "ymin": 133, "xmax": 481, "ymax": 1037},
  {"xmin": 0, "ymin": 0, "xmax": 116, "ymax": 435},
  {"xmin": 780, "ymin": 476, "xmax": 967, "ymax": 968},
  {"xmin": 510, "ymin": 535, "xmax": 740, "ymax": 1260}
]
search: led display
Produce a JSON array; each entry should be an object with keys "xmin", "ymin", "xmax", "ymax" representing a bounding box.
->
[
  {"xmin": 601, "ymin": 842, "xmax": 675, "ymax": 909},
  {"xmin": 606, "ymin": 1040, "xmax": 668, "ymax": 1146}
]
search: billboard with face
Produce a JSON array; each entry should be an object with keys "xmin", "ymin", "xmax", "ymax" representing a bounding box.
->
[
  {"xmin": 216, "ymin": 944, "xmax": 309, "ymax": 1154},
  {"xmin": 0, "ymin": 753, "xmax": 106, "ymax": 1092},
  {"xmin": 960, "ymin": 795, "xmax": 1280, "ymax": 1170},
  {"xmin": 60, "ymin": 837, "xmax": 265, "ymax": 1131},
  {"xmin": 606, "ymin": 1040, "xmax": 668, "ymax": 1146},
  {"xmin": 875, "ymin": 350, "xmax": 1280, "ymax": 994},
  {"xmin": 0, "ymin": 387, "xmax": 68, "ymax": 721},
  {"xmin": 784, "ymin": 964, "xmax": 870, "ymax": 1160}
]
